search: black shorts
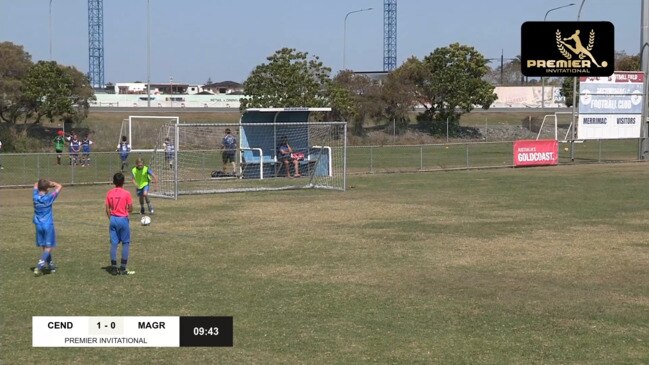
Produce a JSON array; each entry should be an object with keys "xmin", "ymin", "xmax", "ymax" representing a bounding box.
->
[{"xmin": 222, "ymin": 150, "xmax": 235, "ymax": 164}]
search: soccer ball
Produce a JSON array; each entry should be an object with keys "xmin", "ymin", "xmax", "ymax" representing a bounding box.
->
[{"xmin": 141, "ymin": 216, "xmax": 151, "ymax": 226}]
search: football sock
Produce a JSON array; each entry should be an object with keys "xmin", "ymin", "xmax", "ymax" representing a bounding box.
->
[
  {"xmin": 120, "ymin": 258, "xmax": 128, "ymax": 271},
  {"xmin": 110, "ymin": 243, "xmax": 118, "ymax": 262},
  {"xmin": 111, "ymin": 260, "xmax": 117, "ymax": 267},
  {"xmin": 46, "ymin": 253, "xmax": 52, "ymax": 265},
  {"xmin": 38, "ymin": 251, "xmax": 50, "ymax": 269},
  {"xmin": 121, "ymin": 243, "xmax": 130, "ymax": 262}
]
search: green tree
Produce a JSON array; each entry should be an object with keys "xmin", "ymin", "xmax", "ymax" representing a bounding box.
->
[
  {"xmin": 60, "ymin": 64, "xmax": 95, "ymax": 124},
  {"xmin": 22, "ymin": 61, "xmax": 75, "ymax": 123},
  {"xmin": 241, "ymin": 48, "xmax": 333, "ymax": 109},
  {"xmin": 380, "ymin": 67, "xmax": 419, "ymax": 133},
  {"xmin": 615, "ymin": 51, "xmax": 640, "ymax": 71},
  {"xmin": 560, "ymin": 77, "xmax": 577, "ymax": 108},
  {"xmin": 331, "ymin": 71, "xmax": 383, "ymax": 135},
  {"xmin": 21, "ymin": 61, "xmax": 94, "ymax": 125},
  {"xmin": 404, "ymin": 43, "xmax": 497, "ymax": 135},
  {"xmin": 0, "ymin": 42, "xmax": 33, "ymax": 124}
]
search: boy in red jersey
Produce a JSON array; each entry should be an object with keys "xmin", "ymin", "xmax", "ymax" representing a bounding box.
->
[{"xmin": 105, "ymin": 172, "xmax": 134, "ymax": 275}]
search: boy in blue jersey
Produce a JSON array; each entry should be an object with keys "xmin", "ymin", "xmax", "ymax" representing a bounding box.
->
[
  {"xmin": 117, "ymin": 136, "xmax": 131, "ymax": 172},
  {"xmin": 80, "ymin": 133, "xmax": 93, "ymax": 167},
  {"xmin": 32, "ymin": 179, "xmax": 63, "ymax": 276},
  {"xmin": 163, "ymin": 137, "xmax": 174, "ymax": 169},
  {"xmin": 68, "ymin": 133, "xmax": 81, "ymax": 166}
]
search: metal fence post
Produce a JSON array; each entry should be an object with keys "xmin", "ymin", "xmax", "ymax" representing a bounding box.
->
[
  {"xmin": 598, "ymin": 140, "xmax": 602, "ymax": 162},
  {"xmin": 369, "ymin": 146, "xmax": 374, "ymax": 173},
  {"xmin": 420, "ymin": 146, "xmax": 423, "ymax": 170},
  {"xmin": 446, "ymin": 117, "xmax": 450, "ymax": 143}
]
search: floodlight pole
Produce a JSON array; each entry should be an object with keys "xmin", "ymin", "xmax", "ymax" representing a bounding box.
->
[
  {"xmin": 343, "ymin": 8, "xmax": 373, "ymax": 70},
  {"xmin": 542, "ymin": 3, "xmax": 575, "ymax": 109},
  {"xmin": 146, "ymin": 0, "xmax": 151, "ymax": 108},
  {"xmin": 570, "ymin": 0, "xmax": 586, "ymax": 162},
  {"xmin": 639, "ymin": 0, "xmax": 649, "ymax": 159},
  {"xmin": 49, "ymin": 0, "xmax": 53, "ymax": 60}
]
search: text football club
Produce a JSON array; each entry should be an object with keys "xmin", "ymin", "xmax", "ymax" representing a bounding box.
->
[{"xmin": 521, "ymin": 21, "xmax": 614, "ymax": 77}]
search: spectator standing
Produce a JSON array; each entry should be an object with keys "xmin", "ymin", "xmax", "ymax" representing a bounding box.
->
[{"xmin": 221, "ymin": 128, "xmax": 237, "ymax": 176}]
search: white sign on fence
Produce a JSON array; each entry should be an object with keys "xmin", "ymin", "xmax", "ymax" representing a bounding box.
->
[{"xmin": 578, "ymin": 72, "xmax": 644, "ymax": 140}]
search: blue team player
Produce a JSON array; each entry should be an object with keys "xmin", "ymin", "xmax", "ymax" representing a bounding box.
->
[
  {"xmin": 117, "ymin": 135, "xmax": 131, "ymax": 172},
  {"xmin": 80, "ymin": 133, "xmax": 93, "ymax": 167},
  {"xmin": 68, "ymin": 133, "xmax": 81, "ymax": 166},
  {"xmin": 32, "ymin": 179, "xmax": 63, "ymax": 276},
  {"xmin": 163, "ymin": 137, "xmax": 175, "ymax": 169}
]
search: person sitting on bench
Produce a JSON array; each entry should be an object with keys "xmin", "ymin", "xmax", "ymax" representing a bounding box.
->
[{"xmin": 276, "ymin": 136, "xmax": 300, "ymax": 178}]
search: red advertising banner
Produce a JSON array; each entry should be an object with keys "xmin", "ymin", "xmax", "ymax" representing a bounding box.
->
[{"xmin": 513, "ymin": 139, "xmax": 558, "ymax": 167}]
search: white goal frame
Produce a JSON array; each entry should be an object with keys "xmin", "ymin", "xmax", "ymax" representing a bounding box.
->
[
  {"xmin": 148, "ymin": 121, "xmax": 347, "ymax": 199},
  {"xmin": 123, "ymin": 116, "xmax": 180, "ymax": 151}
]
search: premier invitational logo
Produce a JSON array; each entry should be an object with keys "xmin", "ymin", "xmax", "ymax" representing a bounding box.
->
[{"xmin": 521, "ymin": 21, "xmax": 614, "ymax": 77}]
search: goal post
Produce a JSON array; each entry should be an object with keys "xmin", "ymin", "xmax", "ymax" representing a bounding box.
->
[
  {"xmin": 536, "ymin": 112, "xmax": 573, "ymax": 141},
  {"xmin": 120, "ymin": 116, "xmax": 180, "ymax": 151},
  {"xmin": 147, "ymin": 121, "xmax": 347, "ymax": 198}
]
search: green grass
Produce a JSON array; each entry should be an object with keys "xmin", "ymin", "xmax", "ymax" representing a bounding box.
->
[{"xmin": 2, "ymin": 163, "xmax": 649, "ymax": 363}]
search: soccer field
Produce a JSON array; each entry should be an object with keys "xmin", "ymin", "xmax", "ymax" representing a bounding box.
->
[{"xmin": 1, "ymin": 164, "xmax": 649, "ymax": 363}]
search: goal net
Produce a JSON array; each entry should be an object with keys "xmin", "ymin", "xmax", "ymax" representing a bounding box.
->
[
  {"xmin": 147, "ymin": 121, "xmax": 347, "ymax": 198},
  {"xmin": 535, "ymin": 112, "xmax": 573, "ymax": 141},
  {"xmin": 118, "ymin": 116, "xmax": 180, "ymax": 151}
]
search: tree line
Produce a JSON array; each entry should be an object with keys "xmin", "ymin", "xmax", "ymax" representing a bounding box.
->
[
  {"xmin": 241, "ymin": 44, "xmax": 497, "ymax": 137},
  {"xmin": 0, "ymin": 42, "xmax": 94, "ymax": 127},
  {"xmin": 1, "ymin": 40, "xmax": 640, "ymax": 144}
]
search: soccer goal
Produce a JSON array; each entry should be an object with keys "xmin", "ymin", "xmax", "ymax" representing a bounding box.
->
[
  {"xmin": 535, "ymin": 112, "xmax": 573, "ymax": 141},
  {"xmin": 147, "ymin": 121, "xmax": 347, "ymax": 198},
  {"xmin": 118, "ymin": 116, "xmax": 180, "ymax": 151}
]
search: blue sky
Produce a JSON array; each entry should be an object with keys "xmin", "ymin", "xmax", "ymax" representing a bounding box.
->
[{"xmin": 0, "ymin": 0, "xmax": 642, "ymax": 85}]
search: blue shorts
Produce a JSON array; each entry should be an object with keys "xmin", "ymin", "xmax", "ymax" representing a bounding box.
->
[
  {"xmin": 35, "ymin": 223, "xmax": 56, "ymax": 248},
  {"xmin": 136, "ymin": 185, "xmax": 150, "ymax": 197},
  {"xmin": 120, "ymin": 153, "xmax": 129, "ymax": 162},
  {"xmin": 109, "ymin": 216, "xmax": 131, "ymax": 245}
]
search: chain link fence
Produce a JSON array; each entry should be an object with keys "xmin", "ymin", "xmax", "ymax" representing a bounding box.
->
[{"xmin": 0, "ymin": 139, "xmax": 641, "ymax": 188}]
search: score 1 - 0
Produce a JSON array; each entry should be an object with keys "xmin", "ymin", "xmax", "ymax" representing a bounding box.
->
[{"xmin": 88, "ymin": 317, "xmax": 125, "ymax": 336}]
